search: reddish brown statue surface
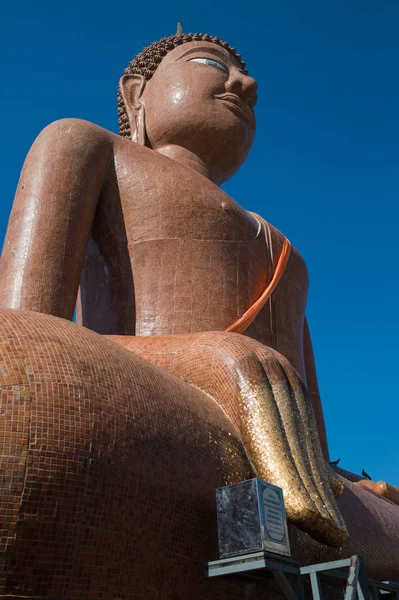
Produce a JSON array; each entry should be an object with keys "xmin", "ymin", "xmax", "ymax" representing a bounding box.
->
[{"xmin": 0, "ymin": 31, "xmax": 398, "ymax": 599}]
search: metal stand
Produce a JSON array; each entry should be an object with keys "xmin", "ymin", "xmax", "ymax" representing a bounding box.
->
[
  {"xmin": 207, "ymin": 551, "xmax": 305, "ymax": 599},
  {"xmin": 206, "ymin": 552, "xmax": 399, "ymax": 599}
]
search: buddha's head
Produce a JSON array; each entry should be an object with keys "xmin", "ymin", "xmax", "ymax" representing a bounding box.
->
[{"xmin": 118, "ymin": 32, "xmax": 258, "ymax": 183}]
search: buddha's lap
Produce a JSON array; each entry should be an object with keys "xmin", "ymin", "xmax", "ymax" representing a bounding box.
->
[
  {"xmin": 0, "ymin": 309, "xmax": 398, "ymax": 590},
  {"xmin": 0, "ymin": 309, "xmax": 253, "ymax": 491}
]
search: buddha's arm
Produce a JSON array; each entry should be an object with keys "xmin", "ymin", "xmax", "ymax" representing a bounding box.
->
[
  {"xmin": 0, "ymin": 119, "xmax": 112, "ymax": 319},
  {"xmin": 303, "ymin": 316, "xmax": 330, "ymax": 461}
]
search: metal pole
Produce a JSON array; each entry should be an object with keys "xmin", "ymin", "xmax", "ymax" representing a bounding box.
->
[
  {"xmin": 344, "ymin": 556, "xmax": 360, "ymax": 600},
  {"xmin": 309, "ymin": 572, "xmax": 322, "ymax": 600}
]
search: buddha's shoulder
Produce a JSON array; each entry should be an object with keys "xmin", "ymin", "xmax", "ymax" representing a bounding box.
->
[
  {"xmin": 35, "ymin": 119, "xmax": 147, "ymax": 160},
  {"xmin": 266, "ymin": 220, "xmax": 309, "ymax": 282},
  {"xmin": 36, "ymin": 118, "xmax": 115, "ymax": 145},
  {"xmin": 33, "ymin": 119, "xmax": 150, "ymax": 170}
]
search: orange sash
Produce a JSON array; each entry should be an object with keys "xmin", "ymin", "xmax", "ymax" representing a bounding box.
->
[{"xmin": 225, "ymin": 213, "xmax": 291, "ymax": 335}]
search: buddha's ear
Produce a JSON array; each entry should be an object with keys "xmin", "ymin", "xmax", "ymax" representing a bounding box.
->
[{"xmin": 119, "ymin": 74, "xmax": 147, "ymax": 145}]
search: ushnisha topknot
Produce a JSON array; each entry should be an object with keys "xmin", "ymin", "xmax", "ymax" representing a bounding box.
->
[{"xmin": 117, "ymin": 32, "xmax": 247, "ymax": 139}]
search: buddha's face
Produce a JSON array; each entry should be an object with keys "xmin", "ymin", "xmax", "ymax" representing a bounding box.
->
[{"xmin": 140, "ymin": 41, "xmax": 258, "ymax": 182}]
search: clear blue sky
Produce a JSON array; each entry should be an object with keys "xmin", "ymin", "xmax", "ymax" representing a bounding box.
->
[{"xmin": 1, "ymin": 1, "xmax": 398, "ymax": 484}]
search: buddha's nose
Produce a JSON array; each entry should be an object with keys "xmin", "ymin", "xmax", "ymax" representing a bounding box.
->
[{"xmin": 225, "ymin": 71, "xmax": 258, "ymax": 109}]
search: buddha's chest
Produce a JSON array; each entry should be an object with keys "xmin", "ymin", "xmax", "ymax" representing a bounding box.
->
[{"xmin": 114, "ymin": 152, "xmax": 257, "ymax": 244}]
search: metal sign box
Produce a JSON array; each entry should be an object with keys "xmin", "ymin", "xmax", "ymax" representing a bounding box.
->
[{"xmin": 216, "ymin": 478, "xmax": 291, "ymax": 558}]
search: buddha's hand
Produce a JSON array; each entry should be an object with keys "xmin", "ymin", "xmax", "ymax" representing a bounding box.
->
[{"xmin": 109, "ymin": 331, "xmax": 348, "ymax": 547}]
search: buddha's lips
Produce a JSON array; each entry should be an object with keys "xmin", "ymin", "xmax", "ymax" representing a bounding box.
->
[{"xmin": 214, "ymin": 93, "xmax": 253, "ymax": 123}]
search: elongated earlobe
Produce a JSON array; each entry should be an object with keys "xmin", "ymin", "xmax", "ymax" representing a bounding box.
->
[{"xmin": 119, "ymin": 74, "xmax": 146, "ymax": 144}]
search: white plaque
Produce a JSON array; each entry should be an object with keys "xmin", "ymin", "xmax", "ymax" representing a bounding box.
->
[{"xmin": 258, "ymin": 480, "xmax": 290, "ymax": 556}]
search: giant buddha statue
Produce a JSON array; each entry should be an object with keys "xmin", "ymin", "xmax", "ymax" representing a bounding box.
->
[{"xmin": 0, "ymin": 29, "xmax": 398, "ymax": 599}]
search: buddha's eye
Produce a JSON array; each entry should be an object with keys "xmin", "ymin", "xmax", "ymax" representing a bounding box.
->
[{"xmin": 188, "ymin": 57, "xmax": 228, "ymax": 74}]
